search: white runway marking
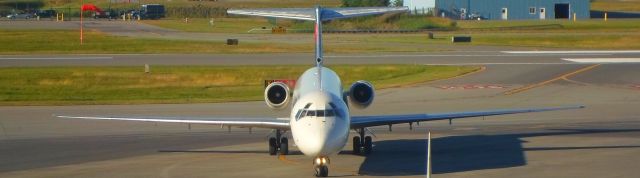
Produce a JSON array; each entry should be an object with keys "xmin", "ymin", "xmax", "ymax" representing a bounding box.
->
[
  {"xmin": 326, "ymin": 53, "xmax": 609, "ymax": 58},
  {"xmin": 0, "ymin": 57, "xmax": 113, "ymax": 60},
  {"xmin": 562, "ymin": 58, "xmax": 640, "ymax": 63},
  {"xmin": 503, "ymin": 50, "xmax": 640, "ymax": 54},
  {"xmin": 423, "ymin": 63, "xmax": 573, "ymax": 65}
]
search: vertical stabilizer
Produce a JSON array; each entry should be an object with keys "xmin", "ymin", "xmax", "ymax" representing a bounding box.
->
[{"xmin": 314, "ymin": 7, "xmax": 324, "ymax": 90}]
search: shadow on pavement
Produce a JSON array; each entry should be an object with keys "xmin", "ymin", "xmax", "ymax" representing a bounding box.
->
[
  {"xmin": 591, "ymin": 11, "xmax": 640, "ymax": 18},
  {"xmin": 158, "ymin": 149, "xmax": 305, "ymax": 155},
  {"xmin": 358, "ymin": 129, "xmax": 640, "ymax": 176}
]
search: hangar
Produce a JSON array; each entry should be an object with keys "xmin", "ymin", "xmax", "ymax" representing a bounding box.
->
[{"xmin": 434, "ymin": 0, "xmax": 590, "ymax": 20}]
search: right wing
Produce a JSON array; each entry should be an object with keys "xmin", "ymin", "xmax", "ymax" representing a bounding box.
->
[
  {"xmin": 56, "ymin": 115, "xmax": 290, "ymax": 130},
  {"xmin": 350, "ymin": 106, "xmax": 584, "ymax": 128}
]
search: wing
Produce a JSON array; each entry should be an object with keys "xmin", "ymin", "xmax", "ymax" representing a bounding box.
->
[
  {"xmin": 323, "ymin": 7, "xmax": 409, "ymax": 20},
  {"xmin": 56, "ymin": 115, "xmax": 290, "ymax": 130},
  {"xmin": 227, "ymin": 7, "xmax": 409, "ymax": 21},
  {"xmin": 350, "ymin": 106, "xmax": 585, "ymax": 128}
]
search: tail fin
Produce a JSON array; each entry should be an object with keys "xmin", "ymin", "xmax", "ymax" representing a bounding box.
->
[{"xmin": 228, "ymin": 7, "xmax": 408, "ymax": 90}]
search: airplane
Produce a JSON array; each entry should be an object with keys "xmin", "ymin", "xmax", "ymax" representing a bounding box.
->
[{"xmin": 57, "ymin": 7, "xmax": 584, "ymax": 177}]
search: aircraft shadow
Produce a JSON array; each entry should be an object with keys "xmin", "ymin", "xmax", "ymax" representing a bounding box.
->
[
  {"xmin": 158, "ymin": 150, "xmax": 305, "ymax": 156},
  {"xmin": 357, "ymin": 128, "xmax": 640, "ymax": 176}
]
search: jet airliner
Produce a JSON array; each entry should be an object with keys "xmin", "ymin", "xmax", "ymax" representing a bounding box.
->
[{"xmin": 58, "ymin": 7, "xmax": 583, "ymax": 177}]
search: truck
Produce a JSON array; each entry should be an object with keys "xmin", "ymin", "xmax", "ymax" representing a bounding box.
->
[{"xmin": 140, "ymin": 4, "xmax": 165, "ymax": 19}]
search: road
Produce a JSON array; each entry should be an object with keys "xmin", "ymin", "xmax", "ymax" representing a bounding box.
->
[{"xmin": 1, "ymin": 50, "xmax": 639, "ymax": 177}]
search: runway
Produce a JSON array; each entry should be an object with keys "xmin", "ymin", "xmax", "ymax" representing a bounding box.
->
[{"xmin": 1, "ymin": 51, "xmax": 639, "ymax": 177}]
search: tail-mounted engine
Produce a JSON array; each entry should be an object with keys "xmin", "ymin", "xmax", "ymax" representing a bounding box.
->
[
  {"xmin": 264, "ymin": 82, "xmax": 291, "ymax": 110},
  {"xmin": 348, "ymin": 80, "xmax": 375, "ymax": 109}
]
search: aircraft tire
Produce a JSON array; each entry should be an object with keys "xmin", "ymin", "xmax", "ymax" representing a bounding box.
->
[
  {"xmin": 364, "ymin": 136, "xmax": 372, "ymax": 155},
  {"xmin": 315, "ymin": 165, "xmax": 329, "ymax": 177},
  {"xmin": 280, "ymin": 137, "xmax": 289, "ymax": 155},
  {"xmin": 352, "ymin": 136, "xmax": 361, "ymax": 154},
  {"xmin": 268, "ymin": 137, "xmax": 277, "ymax": 155}
]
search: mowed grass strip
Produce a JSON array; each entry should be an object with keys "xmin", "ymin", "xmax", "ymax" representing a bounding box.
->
[
  {"xmin": 0, "ymin": 29, "xmax": 310, "ymax": 54},
  {"xmin": 0, "ymin": 65, "xmax": 479, "ymax": 105}
]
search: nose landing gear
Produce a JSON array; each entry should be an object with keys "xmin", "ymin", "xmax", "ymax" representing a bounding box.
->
[
  {"xmin": 313, "ymin": 156, "xmax": 330, "ymax": 177},
  {"xmin": 268, "ymin": 129, "xmax": 289, "ymax": 155},
  {"xmin": 352, "ymin": 128, "xmax": 373, "ymax": 155}
]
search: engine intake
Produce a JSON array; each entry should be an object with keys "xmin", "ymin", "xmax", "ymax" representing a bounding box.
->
[
  {"xmin": 264, "ymin": 82, "xmax": 291, "ymax": 110},
  {"xmin": 348, "ymin": 80, "xmax": 375, "ymax": 109}
]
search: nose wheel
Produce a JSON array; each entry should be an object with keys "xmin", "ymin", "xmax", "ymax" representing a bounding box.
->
[
  {"xmin": 268, "ymin": 129, "xmax": 289, "ymax": 155},
  {"xmin": 352, "ymin": 128, "xmax": 373, "ymax": 155},
  {"xmin": 313, "ymin": 157, "xmax": 330, "ymax": 177}
]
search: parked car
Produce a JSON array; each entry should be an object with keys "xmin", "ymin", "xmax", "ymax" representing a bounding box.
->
[
  {"xmin": 35, "ymin": 10, "xmax": 56, "ymax": 18},
  {"xmin": 6, "ymin": 13, "xmax": 33, "ymax": 19}
]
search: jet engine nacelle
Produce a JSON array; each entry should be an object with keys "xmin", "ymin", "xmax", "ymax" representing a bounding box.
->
[
  {"xmin": 348, "ymin": 80, "xmax": 375, "ymax": 109},
  {"xmin": 264, "ymin": 82, "xmax": 291, "ymax": 110}
]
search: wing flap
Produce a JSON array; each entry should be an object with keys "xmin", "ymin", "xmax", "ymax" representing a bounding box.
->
[
  {"xmin": 56, "ymin": 115, "xmax": 290, "ymax": 130},
  {"xmin": 350, "ymin": 106, "xmax": 585, "ymax": 128}
]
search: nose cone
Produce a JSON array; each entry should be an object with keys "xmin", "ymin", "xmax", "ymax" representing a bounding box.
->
[{"xmin": 297, "ymin": 121, "xmax": 347, "ymax": 156}]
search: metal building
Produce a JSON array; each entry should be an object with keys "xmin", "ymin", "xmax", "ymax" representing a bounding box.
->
[
  {"xmin": 435, "ymin": 0, "xmax": 590, "ymax": 20},
  {"xmin": 403, "ymin": 0, "xmax": 436, "ymax": 15}
]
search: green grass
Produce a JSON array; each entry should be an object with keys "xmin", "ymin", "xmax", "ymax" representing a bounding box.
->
[
  {"xmin": 469, "ymin": 32, "xmax": 640, "ymax": 49},
  {"xmin": 592, "ymin": 0, "xmax": 640, "ymax": 12},
  {"xmin": 42, "ymin": 0, "xmax": 342, "ymax": 9},
  {"xmin": 0, "ymin": 29, "xmax": 310, "ymax": 54},
  {"xmin": 142, "ymin": 18, "xmax": 275, "ymax": 33},
  {"xmin": 0, "ymin": 65, "xmax": 479, "ymax": 105},
  {"xmin": 456, "ymin": 19, "xmax": 640, "ymax": 31}
]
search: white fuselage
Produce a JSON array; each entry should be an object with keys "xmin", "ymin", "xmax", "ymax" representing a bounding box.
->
[{"xmin": 289, "ymin": 67, "xmax": 350, "ymax": 157}]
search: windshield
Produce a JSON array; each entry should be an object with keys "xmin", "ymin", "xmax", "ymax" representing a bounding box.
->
[{"xmin": 295, "ymin": 103, "xmax": 338, "ymax": 120}]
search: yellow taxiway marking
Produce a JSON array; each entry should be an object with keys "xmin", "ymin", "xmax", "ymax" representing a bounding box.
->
[
  {"xmin": 278, "ymin": 154, "xmax": 361, "ymax": 175},
  {"xmin": 278, "ymin": 154, "xmax": 300, "ymax": 165},
  {"xmin": 503, "ymin": 64, "xmax": 601, "ymax": 95}
]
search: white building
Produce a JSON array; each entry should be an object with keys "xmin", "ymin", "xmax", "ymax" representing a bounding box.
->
[{"xmin": 403, "ymin": 0, "xmax": 436, "ymax": 15}]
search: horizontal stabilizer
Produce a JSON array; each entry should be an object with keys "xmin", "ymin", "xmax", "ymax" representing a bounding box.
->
[{"xmin": 227, "ymin": 7, "xmax": 409, "ymax": 21}]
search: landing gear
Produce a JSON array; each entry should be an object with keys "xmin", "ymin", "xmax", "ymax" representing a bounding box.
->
[
  {"xmin": 363, "ymin": 136, "xmax": 372, "ymax": 155},
  {"xmin": 269, "ymin": 137, "xmax": 278, "ymax": 155},
  {"xmin": 352, "ymin": 136, "xmax": 361, "ymax": 154},
  {"xmin": 268, "ymin": 129, "xmax": 289, "ymax": 155},
  {"xmin": 313, "ymin": 157, "xmax": 330, "ymax": 177},
  {"xmin": 353, "ymin": 128, "xmax": 373, "ymax": 155},
  {"xmin": 280, "ymin": 137, "xmax": 289, "ymax": 155}
]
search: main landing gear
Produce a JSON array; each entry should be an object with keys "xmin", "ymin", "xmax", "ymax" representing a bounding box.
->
[
  {"xmin": 352, "ymin": 128, "xmax": 373, "ymax": 155},
  {"xmin": 268, "ymin": 129, "xmax": 289, "ymax": 155},
  {"xmin": 313, "ymin": 156, "xmax": 330, "ymax": 177}
]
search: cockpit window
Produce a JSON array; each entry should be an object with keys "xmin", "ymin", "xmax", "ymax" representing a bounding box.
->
[
  {"xmin": 306, "ymin": 110, "xmax": 316, "ymax": 116},
  {"xmin": 325, "ymin": 109, "xmax": 335, "ymax": 117},
  {"xmin": 296, "ymin": 103, "xmax": 341, "ymax": 120}
]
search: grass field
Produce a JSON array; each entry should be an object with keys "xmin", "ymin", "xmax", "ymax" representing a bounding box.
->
[
  {"xmin": 456, "ymin": 19, "xmax": 640, "ymax": 31},
  {"xmin": 592, "ymin": 0, "xmax": 640, "ymax": 12},
  {"xmin": 0, "ymin": 29, "xmax": 311, "ymax": 54},
  {"xmin": 142, "ymin": 18, "xmax": 275, "ymax": 33},
  {"xmin": 41, "ymin": 0, "xmax": 342, "ymax": 9},
  {"xmin": 0, "ymin": 65, "xmax": 479, "ymax": 105},
  {"xmin": 469, "ymin": 32, "xmax": 640, "ymax": 49}
]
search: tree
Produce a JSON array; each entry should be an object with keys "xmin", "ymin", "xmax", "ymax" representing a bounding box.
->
[{"xmin": 342, "ymin": 0, "xmax": 389, "ymax": 7}]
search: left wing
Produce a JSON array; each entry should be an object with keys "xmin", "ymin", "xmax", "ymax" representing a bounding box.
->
[
  {"xmin": 350, "ymin": 106, "xmax": 584, "ymax": 128},
  {"xmin": 56, "ymin": 115, "xmax": 290, "ymax": 130}
]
